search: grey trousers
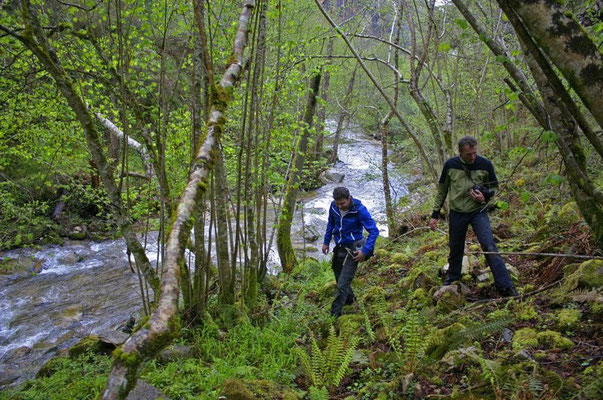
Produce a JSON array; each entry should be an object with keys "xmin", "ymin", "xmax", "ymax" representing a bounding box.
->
[{"xmin": 330, "ymin": 246, "xmax": 358, "ymax": 317}]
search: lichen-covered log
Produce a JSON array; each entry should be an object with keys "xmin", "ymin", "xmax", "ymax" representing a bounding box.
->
[
  {"xmin": 500, "ymin": 0, "xmax": 603, "ymax": 129},
  {"xmin": 102, "ymin": 1, "xmax": 256, "ymax": 398}
]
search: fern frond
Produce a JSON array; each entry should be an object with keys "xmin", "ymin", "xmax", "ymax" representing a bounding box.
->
[{"xmin": 332, "ymin": 337, "xmax": 359, "ymax": 387}]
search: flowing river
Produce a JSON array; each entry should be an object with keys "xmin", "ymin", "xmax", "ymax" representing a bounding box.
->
[{"xmin": 0, "ymin": 124, "xmax": 410, "ymax": 386}]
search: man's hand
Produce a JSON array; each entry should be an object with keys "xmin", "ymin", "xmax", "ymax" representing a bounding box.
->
[
  {"xmin": 352, "ymin": 250, "xmax": 366, "ymax": 262},
  {"xmin": 322, "ymin": 244, "xmax": 329, "ymax": 254},
  {"xmin": 470, "ymin": 188, "xmax": 485, "ymax": 203},
  {"xmin": 429, "ymin": 217, "xmax": 438, "ymax": 231}
]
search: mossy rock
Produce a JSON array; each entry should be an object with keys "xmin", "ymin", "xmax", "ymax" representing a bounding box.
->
[
  {"xmin": 362, "ymin": 285, "xmax": 387, "ymax": 305},
  {"xmin": 536, "ymin": 330, "xmax": 574, "ymax": 350},
  {"xmin": 391, "ymin": 252, "xmax": 411, "ymax": 264},
  {"xmin": 555, "ymin": 308, "xmax": 582, "ymax": 331},
  {"xmin": 220, "ymin": 378, "xmax": 254, "ymax": 400},
  {"xmin": 318, "ymin": 280, "xmax": 337, "ymax": 300},
  {"xmin": 401, "ymin": 270, "xmax": 435, "ymax": 291},
  {"xmin": 36, "ymin": 356, "xmax": 68, "ymax": 378},
  {"xmin": 576, "ymin": 260, "xmax": 603, "ymax": 288},
  {"xmin": 220, "ymin": 378, "xmax": 299, "ymax": 400},
  {"xmin": 557, "ymin": 201, "xmax": 582, "ymax": 225},
  {"xmin": 512, "ymin": 328, "xmax": 574, "ymax": 351},
  {"xmin": 68, "ymin": 335, "xmax": 103, "ymax": 357},
  {"xmin": 512, "ymin": 328, "xmax": 539, "ymax": 351}
]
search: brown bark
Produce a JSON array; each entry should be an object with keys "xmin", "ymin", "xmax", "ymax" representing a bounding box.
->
[{"xmin": 102, "ymin": 1, "xmax": 256, "ymax": 397}]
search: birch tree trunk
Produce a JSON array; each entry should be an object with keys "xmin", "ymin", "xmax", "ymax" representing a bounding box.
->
[
  {"xmin": 102, "ymin": 1, "xmax": 256, "ymax": 397},
  {"xmin": 277, "ymin": 73, "xmax": 322, "ymax": 273}
]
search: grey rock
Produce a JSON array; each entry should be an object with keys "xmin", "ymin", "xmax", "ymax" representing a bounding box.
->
[
  {"xmin": 157, "ymin": 345, "xmax": 195, "ymax": 364},
  {"xmin": 127, "ymin": 380, "xmax": 171, "ymax": 400},
  {"xmin": 58, "ymin": 252, "xmax": 78, "ymax": 265},
  {"xmin": 502, "ymin": 328, "xmax": 513, "ymax": 343},
  {"xmin": 97, "ymin": 330, "xmax": 129, "ymax": 346},
  {"xmin": 319, "ymin": 170, "xmax": 345, "ymax": 183},
  {"xmin": 0, "ymin": 364, "xmax": 21, "ymax": 386},
  {"xmin": 516, "ymin": 349, "xmax": 533, "ymax": 360}
]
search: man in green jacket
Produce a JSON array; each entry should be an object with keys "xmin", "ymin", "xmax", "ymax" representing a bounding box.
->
[{"xmin": 429, "ymin": 136, "xmax": 518, "ymax": 297}]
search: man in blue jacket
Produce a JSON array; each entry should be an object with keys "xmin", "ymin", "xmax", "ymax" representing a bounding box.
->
[{"xmin": 322, "ymin": 187, "xmax": 379, "ymax": 317}]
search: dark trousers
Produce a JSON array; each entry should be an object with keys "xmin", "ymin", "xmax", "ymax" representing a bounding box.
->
[
  {"xmin": 330, "ymin": 246, "xmax": 358, "ymax": 317},
  {"xmin": 447, "ymin": 209, "xmax": 514, "ymax": 290}
]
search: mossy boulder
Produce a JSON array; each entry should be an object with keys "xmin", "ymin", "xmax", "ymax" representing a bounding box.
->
[
  {"xmin": 68, "ymin": 335, "xmax": 103, "ymax": 357},
  {"xmin": 220, "ymin": 378, "xmax": 299, "ymax": 400},
  {"xmin": 220, "ymin": 378, "xmax": 254, "ymax": 400},
  {"xmin": 512, "ymin": 328, "xmax": 539, "ymax": 351},
  {"xmin": 36, "ymin": 356, "xmax": 68, "ymax": 378},
  {"xmin": 391, "ymin": 252, "xmax": 411, "ymax": 265},
  {"xmin": 433, "ymin": 284, "xmax": 465, "ymax": 312},
  {"xmin": 555, "ymin": 308, "xmax": 582, "ymax": 331},
  {"xmin": 576, "ymin": 260, "xmax": 603, "ymax": 288},
  {"xmin": 512, "ymin": 328, "xmax": 574, "ymax": 351}
]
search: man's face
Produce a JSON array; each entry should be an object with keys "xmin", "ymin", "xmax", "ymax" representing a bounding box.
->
[
  {"xmin": 335, "ymin": 197, "xmax": 352, "ymax": 211},
  {"xmin": 460, "ymin": 144, "xmax": 478, "ymax": 164}
]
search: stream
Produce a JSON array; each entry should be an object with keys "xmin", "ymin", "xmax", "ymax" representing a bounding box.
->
[{"xmin": 0, "ymin": 124, "xmax": 410, "ymax": 386}]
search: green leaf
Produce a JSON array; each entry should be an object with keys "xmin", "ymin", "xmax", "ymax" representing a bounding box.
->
[
  {"xmin": 438, "ymin": 42, "xmax": 451, "ymax": 52},
  {"xmin": 495, "ymin": 55, "xmax": 507, "ymax": 64},
  {"xmin": 545, "ymin": 174, "xmax": 564, "ymax": 186},
  {"xmin": 496, "ymin": 201, "xmax": 509, "ymax": 211},
  {"xmin": 541, "ymin": 130, "xmax": 558, "ymax": 143},
  {"xmin": 455, "ymin": 19, "xmax": 468, "ymax": 30},
  {"xmin": 520, "ymin": 191, "xmax": 530, "ymax": 203}
]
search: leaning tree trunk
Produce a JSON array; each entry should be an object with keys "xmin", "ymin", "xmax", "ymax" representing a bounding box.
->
[
  {"xmin": 511, "ymin": 20, "xmax": 603, "ymax": 248},
  {"xmin": 453, "ymin": 0, "xmax": 602, "ymax": 158},
  {"xmin": 277, "ymin": 73, "xmax": 322, "ymax": 273},
  {"xmin": 14, "ymin": 0, "xmax": 160, "ymax": 296},
  {"xmin": 330, "ymin": 67, "xmax": 356, "ymax": 163},
  {"xmin": 498, "ymin": 0, "xmax": 603, "ymax": 129},
  {"xmin": 102, "ymin": 1, "xmax": 256, "ymax": 398},
  {"xmin": 314, "ymin": 38, "xmax": 333, "ymax": 161}
]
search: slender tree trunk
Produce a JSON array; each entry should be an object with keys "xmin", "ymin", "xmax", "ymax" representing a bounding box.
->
[
  {"xmin": 277, "ymin": 73, "xmax": 321, "ymax": 273},
  {"xmin": 314, "ymin": 38, "xmax": 333, "ymax": 160},
  {"xmin": 101, "ymin": 2, "xmax": 256, "ymax": 397},
  {"xmin": 215, "ymin": 149, "xmax": 233, "ymax": 304},
  {"xmin": 330, "ymin": 67, "xmax": 356, "ymax": 163},
  {"xmin": 499, "ymin": 0, "xmax": 603, "ymax": 129}
]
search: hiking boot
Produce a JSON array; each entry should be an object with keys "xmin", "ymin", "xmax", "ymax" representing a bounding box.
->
[
  {"xmin": 498, "ymin": 286, "xmax": 519, "ymax": 297},
  {"xmin": 345, "ymin": 294, "xmax": 356, "ymax": 305}
]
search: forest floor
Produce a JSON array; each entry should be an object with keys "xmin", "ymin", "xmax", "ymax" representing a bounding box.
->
[{"xmin": 1, "ymin": 154, "xmax": 602, "ymax": 400}]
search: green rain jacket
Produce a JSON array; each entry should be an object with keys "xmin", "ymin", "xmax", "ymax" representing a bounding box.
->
[{"xmin": 431, "ymin": 155, "xmax": 499, "ymax": 219}]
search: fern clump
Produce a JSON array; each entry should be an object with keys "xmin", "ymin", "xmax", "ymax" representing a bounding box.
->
[{"xmin": 296, "ymin": 325, "xmax": 359, "ymax": 393}]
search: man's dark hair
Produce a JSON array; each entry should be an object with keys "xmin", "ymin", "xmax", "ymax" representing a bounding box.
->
[
  {"xmin": 458, "ymin": 136, "xmax": 478, "ymax": 151},
  {"xmin": 333, "ymin": 187, "xmax": 350, "ymax": 201}
]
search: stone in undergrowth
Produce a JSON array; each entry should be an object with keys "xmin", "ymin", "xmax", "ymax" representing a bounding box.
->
[
  {"xmin": 576, "ymin": 260, "xmax": 603, "ymax": 288},
  {"xmin": 127, "ymin": 380, "xmax": 171, "ymax": 400},
  {"xmin": 68, "ymin": 335, "xmax": 102, "ymax": 357},
  {"xmin": 433, "ymin": 284, "xmax": 466, "ymax": 311},
  {"xmin": 97, "ymin": 330, "xmax": 129, "ymax": 346},
  {"xmin": 401, "ymin": 373, "xmax": 414, "ymax": 394},
  {"xmin": 220, "ymin": 378, "xmax": 255, "ymax": 400},
  {"xmin": 319, "ymin": 170, "xmax": 345, "ymax": 184},
  {"xmin": 157, "ymin": 345, "xmax": 195, "ymax": 364},
  {"xmin": 68, "ymin": 225, "xmax": 87, "ymax": 240}
]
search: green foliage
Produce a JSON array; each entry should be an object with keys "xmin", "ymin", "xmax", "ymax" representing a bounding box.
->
[
  {"xmin": 0, "ymin": 352, "xmax": 110, "ymax": 400},
  {"xmin": 142, "ymin": 311, "xmax": 301, "ymax": 399},
  {"xmin": 295, "ymin": 325, "xmax": 359, "ymax": 392}
]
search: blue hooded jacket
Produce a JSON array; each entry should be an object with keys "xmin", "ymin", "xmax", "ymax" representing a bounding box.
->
[{"xmin": 323, "ymin": 197, "xmax": 379, "ymax": 256}]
